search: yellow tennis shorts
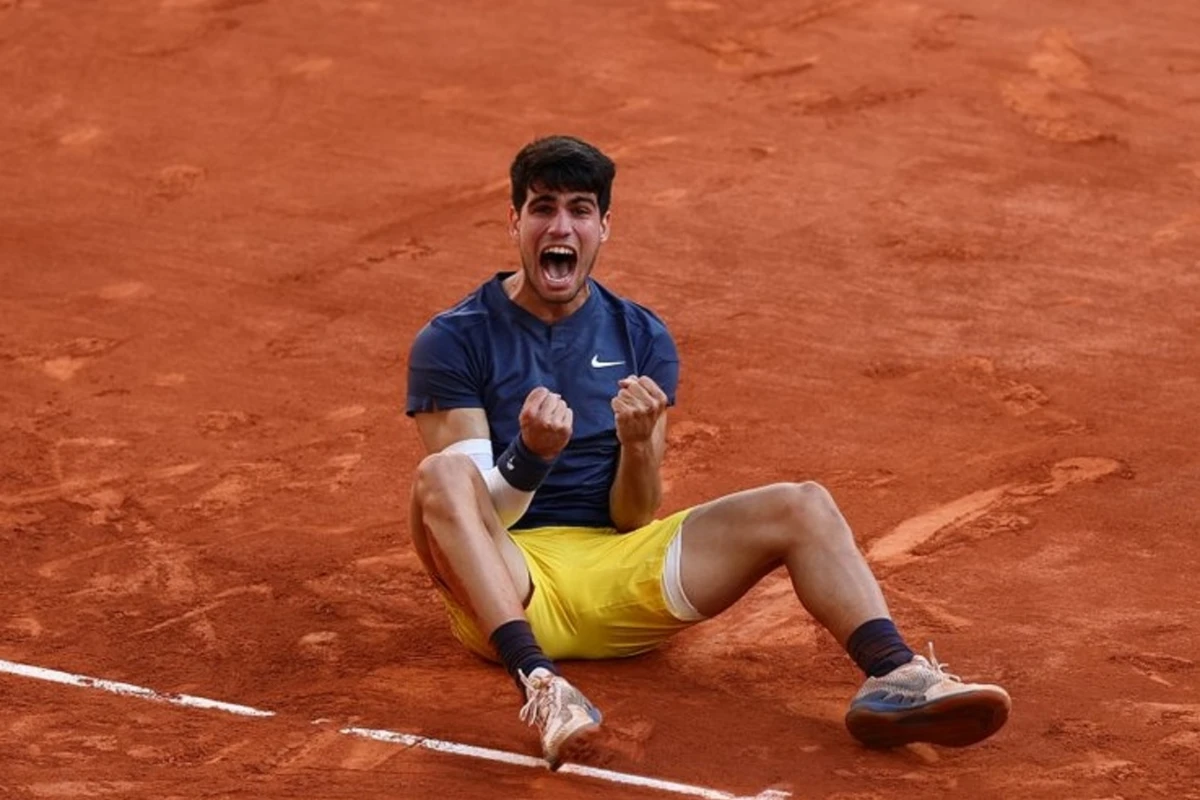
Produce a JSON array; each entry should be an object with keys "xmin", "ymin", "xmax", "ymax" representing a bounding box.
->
[{"xmin": 438, "ymin": 508, "xmax": 696, "ymax": 661}]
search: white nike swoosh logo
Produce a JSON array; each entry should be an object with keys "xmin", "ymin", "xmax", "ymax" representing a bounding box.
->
[{"xmin": 591, "ymin": 355, "xmax": 625, "ymax": 368}]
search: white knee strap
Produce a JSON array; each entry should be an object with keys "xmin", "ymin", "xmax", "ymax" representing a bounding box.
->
[{"xmin": 662, "ymin": 531, "xmax": 705, "ymax": 622}]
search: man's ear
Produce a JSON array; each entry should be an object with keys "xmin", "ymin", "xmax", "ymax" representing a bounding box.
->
[
  {"xmin": 600, "ymin": 210, "xmax": 612, "ymax": 242},
  {"xmin": 508, "ymin": 206, "xmax": 520, "ymax": 239}
]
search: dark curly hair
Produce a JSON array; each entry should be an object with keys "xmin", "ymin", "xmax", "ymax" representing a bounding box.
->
[{"xmin": 509, "ymin": 135, "xmax": 617, "ymax": 215}]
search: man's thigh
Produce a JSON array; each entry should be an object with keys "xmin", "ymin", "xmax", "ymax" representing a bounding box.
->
[
  {"xmin": 408, "ymin": 477, "xmax": 533, "ymax": 615},
  {"xmin": 435, "ymin": 510, "xmax": 700, "ymax": 661},
  {"xmin": 675, "ymin": 484, "xmax": 798, "ymax": 617},
  {"xmin": 517, "ymin": 510, "xmax": 699, "ymax": 660}
]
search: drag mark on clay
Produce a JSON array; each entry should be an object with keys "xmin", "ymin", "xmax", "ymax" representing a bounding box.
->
[
  {"xmin": 742, "ymin": 57, "xmax": 819, "ymax": 83},
  {"xmin": 1109, "ymin": 652, "xmax": 1196, "ymax": 687},
  {"xmin": 946, "ymin": 356, "xmax": 1087, "ymax": 436},
  {"xmin": 666, "ymin": 0, "xmax": 721, "ymax": 11},
  {"xmin": 777, "ymin": 0, "xmax": 869, "ymax": 32},
  {"xmin": 153, "ymin": 165, "xmax": 205, "ymax": 200},
  {"xmin": 0, "ymin": 658, "xmax": 790, "ymax": 800},
  {"xmin": 1, "ymin": 473, "xmax": 127, "ymax": 508},
  {"xmin": 133, "ymin": 585, "xmax": 273, "ymax": 636},
  {"xmin": 913, "ymin": 12, "xmax": 976, "ymax": 52},
  {"xmin": 868, "ymin": 457, "xmax": 1125, "ymax": 568},
  {"xmin": 11, "ymin": 337, "xmax": 123, "ymax": 382},
  {"xmin": 869, "ymin": 485, "xmax": 1009, "ymax": 566},
  {"xmin": 883, "ymin": 585, "xmax": 975, "ymax": 633},
  {"xmin": 1, "ymin": 455, "xmax": 202, "ymax": 510},
  {"xmin": 999, "ymin": 28, "xmax": 1120, "ymax": 144},
  {"xmin": 58, "ymin": 126, "xmax": 103, "ymax": 147},
  {"xmin": 128, "ymin": 17, "xmax": 240, "ymax": 59},
  {"xmin": 1152, "ymin": 210, "xmax": 1200, "ymax": 243},
  {"xmin": 98, "ymin": 281, "xmax": 152, "ymax": 300},
  {"xmin": 36, "ymin": 540, "xmax": 140, "ymax": 580}
]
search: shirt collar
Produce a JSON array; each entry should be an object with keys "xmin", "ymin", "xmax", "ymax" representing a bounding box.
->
[{"xmin": 484, "ymin": 272, "xmax": 600, "ymax": 332}]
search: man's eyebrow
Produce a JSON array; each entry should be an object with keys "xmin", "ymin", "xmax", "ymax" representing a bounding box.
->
[{"xmin": 527, "ymin": 192, "xmax": 597, "ymax": 206}]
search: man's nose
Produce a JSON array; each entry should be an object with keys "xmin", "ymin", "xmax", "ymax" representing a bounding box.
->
[{"xmin": 548, "ymin": 207, "xmax": 572, "ymax": 236}]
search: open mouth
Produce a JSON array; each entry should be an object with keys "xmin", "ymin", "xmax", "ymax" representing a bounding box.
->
[{"xmin": 539, "ymin": 245, "xmax": 578, "ymax": 290}]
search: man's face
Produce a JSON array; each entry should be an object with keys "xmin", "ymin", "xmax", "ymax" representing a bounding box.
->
[{"xmin": 509, "ymin": 186, "xmax": 610, "ymax": 306}]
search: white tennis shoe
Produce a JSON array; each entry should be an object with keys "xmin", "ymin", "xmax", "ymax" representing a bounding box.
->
[
  {"xmin": 845, "ymin": 644, "xmax": 1011, "ymax": 748},
  {"xmin": 519, "ymin": 667, "xmax": 603, "ymax": 769}
]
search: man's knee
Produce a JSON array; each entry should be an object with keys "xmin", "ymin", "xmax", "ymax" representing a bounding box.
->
[
  {"xmin": 760, "ymin": 481, "xmax": 845, "ymax": 543},
  {"xmin": 414, "ymin": 451, "xmax": 484, "ymax": 519}
]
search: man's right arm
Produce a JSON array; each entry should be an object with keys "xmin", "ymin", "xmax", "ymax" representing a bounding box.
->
[
  {"xmin": 411, "ymin": 408, "xmax": 525, "ymax": 527},
  {"xmin": 413, "ymin": 408, "xmax": 490, "ymax": 457},
  {"xmin": 412, "ymin": 391, "xmax": 570, "ymax": 528}
]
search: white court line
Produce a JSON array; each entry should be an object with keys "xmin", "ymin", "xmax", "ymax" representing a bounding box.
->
[
  {"xmin": 342, "ymin": 726, "xmax": 790, "ymax": 800},
  {"xmin": 0, "ymin": 658, "xmax": 790, "ymax": 800},
  {"xmin": 0, "ymin": 659, "xmax": 274, "ymax": 717}
]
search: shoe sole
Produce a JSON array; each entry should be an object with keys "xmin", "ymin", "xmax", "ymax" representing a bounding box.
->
[
  {"xmin": 845, "ymin": 687, "xmax": 1011, "ymax": 749},
  {"xmin": 546, "ymin": 718, "xmax": 602, "ymax": 771}
]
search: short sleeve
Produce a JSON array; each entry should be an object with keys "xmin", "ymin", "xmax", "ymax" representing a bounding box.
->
[
  {"xmin": 642, "ymin": 327, "xmax": 680, "ymax": 406},
  {"xmin": 405, "ymin": 319, "xmax": 483, "ymax": 416}
]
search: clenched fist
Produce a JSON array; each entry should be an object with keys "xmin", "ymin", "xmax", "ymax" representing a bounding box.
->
[
  {"xmin": 519, "ymin": 387, "xmax": 574, "ymax": 460},
  {"xmin": 612, "ymin": 375, "xmax": 668, "ymax": 446}
]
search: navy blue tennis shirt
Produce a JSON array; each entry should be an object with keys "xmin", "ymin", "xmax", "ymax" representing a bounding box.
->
[{"xmin": 406, "ymin": 272, "xmax": 680, "ymax": 530}]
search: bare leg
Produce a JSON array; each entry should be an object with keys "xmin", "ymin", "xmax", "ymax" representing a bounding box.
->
[
  {"xmin": 409, "ymin": 452, "xmax": 531, "ymax": 635},
  {"xmin": 678, "ymin": 481, "xmax": 1012, "ymax": 749},
  {"xmin": 678, "ymin": 481, "xmax": 890, "ymax": 645},
  {"xmin": 409, "ymin": 452, "xmax": 602, "ymax": 767}
]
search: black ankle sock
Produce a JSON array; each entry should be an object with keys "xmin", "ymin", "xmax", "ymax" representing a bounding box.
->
[
  {"xmin": 846, "ymin": 618, "xmax": 915, "ymax": 678},
  {"xmin": 489, "ymin": 619, "xmax": 558, "ymax": 690}
]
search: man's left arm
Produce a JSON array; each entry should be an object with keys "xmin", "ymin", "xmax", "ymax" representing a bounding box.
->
[{"xmin": 609, "ymin": 376, "xmax": 670, "ymax": 532}]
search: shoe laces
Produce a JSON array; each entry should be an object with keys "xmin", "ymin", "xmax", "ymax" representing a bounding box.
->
[
  {"xmin": 518, "ymin": 670, "xmax": 554, "ymax": 729},
  {"xmin": 923, "ymin": 642, "xmax": 962, "ymax": 683}
]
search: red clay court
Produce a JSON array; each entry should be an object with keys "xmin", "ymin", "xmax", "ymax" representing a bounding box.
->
[{"xmin": 2, "ymin": 0, "xmax": 1199, "ymax": 797}]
